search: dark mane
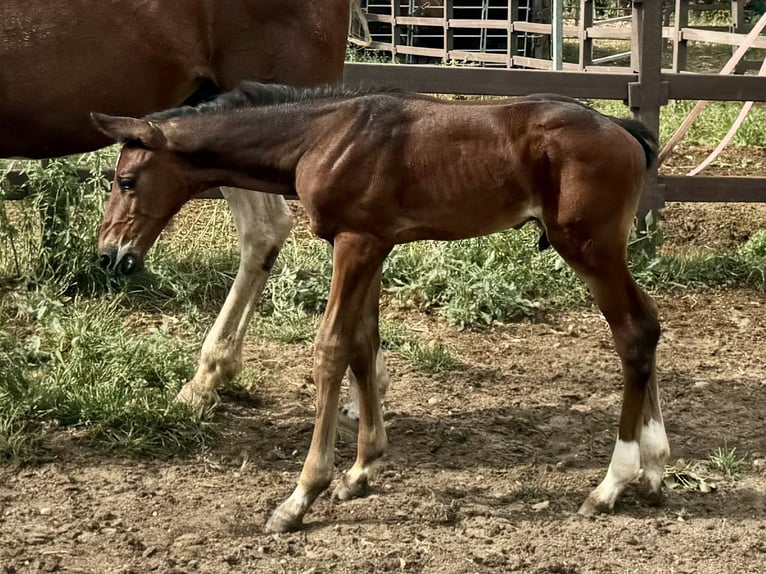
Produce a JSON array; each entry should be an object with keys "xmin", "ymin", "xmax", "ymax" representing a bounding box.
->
[{"xmin": 147, "ymin": 82, "xmax": 406, "ymax": 122}]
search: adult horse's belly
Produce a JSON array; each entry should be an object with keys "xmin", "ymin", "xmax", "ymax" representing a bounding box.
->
[{"xmin": 0, "ymin": 0, "xmax": 208, "ymax": 158}]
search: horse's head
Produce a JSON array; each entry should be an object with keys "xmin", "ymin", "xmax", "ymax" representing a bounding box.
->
[{"xmin": 91, "ymin": 113, "xmax": 196, "ymax": 274}]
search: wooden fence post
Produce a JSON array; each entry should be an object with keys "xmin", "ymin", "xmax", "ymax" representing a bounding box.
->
[
  {"xmin": 507, "ymin": 0, "xmax": 519, "ymax": 68},
  {"xmin": 630, "ymin": 0, "xmax": 666, "ymax": 243},
  {"xmin": 444, "ymin": 0, "xmax": 454, "ymax": 65},
  {"xmin": 672, "ymin": 0, "xmax": 689, "ymax": 72},
  {"xmin": 578, "ymin": 0, "xmax": 593, "ymax": 70}
]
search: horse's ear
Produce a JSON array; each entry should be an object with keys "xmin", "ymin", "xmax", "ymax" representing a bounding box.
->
[{"xmin": 90, "ymin": 113, "xmax": 166, "ymax": 149}]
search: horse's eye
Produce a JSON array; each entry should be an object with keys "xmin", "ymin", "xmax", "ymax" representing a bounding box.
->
[{"xmin": 118, "ymin": 177, "xmax": 136, "ymax": 191}]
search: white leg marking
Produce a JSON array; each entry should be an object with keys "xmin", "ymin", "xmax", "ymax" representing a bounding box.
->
[
  {"xmin": 581, "ymin": 439, "xmax": 641, "ymax": 514},
  {"xmin": 640, "ymin": 418, "xmax": 670, "ymax": 493}
]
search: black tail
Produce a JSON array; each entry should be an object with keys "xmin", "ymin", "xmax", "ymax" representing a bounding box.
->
[{"xmin": 608, "ymin": 116, "xmax": 659, "ymax": 169}]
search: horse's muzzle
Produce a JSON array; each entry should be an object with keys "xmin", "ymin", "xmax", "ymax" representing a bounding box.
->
[{"xmin": 99, "ymin": 245, "xmax": 142, "ymax": 275}]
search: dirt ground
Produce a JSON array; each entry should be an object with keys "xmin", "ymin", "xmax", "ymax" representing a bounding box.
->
[{"xmin": 2, "ymin": 149, "xmax": 766, "ymax": 573}]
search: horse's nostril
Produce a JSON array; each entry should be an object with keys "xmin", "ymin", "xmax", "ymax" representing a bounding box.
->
[
  {"xmin": 99, "ymin": 253, "xmax": 112, "ymax": 269},
  {"xmin": 120, "ymin": 254, "xmax": 137, "ymax": 275}
]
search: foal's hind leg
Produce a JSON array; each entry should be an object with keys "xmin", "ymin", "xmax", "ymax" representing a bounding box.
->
[
  {"xmin": 637, "ymin": 294, "xmax": 670, "ymax": 503},
  {"xmin": 176, "ymin": 189, "xmax": 293, "ymax": 410},
  {"xmin": 546, "ymin": 223, "xmax": 665, "ymax": 515}
]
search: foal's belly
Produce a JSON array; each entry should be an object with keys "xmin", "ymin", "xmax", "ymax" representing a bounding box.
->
[{"xmin": 393, "ymin": 200, "xmax": 542, "ymax": 244}]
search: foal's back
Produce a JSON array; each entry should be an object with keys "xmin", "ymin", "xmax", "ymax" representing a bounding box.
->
[{"xmin": 302, "ymin": 96, "xmax": 646, "ymax": 244}]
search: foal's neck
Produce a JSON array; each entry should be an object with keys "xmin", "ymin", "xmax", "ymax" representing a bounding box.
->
[{"xmin": 164, "ymin": 105, "xmax": 330, "ymax": 192}]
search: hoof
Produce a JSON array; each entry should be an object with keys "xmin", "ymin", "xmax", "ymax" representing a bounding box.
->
[
  {"xmin": 265, "ymin": 508, "xmax": 303, "ymax": 534},
  {"xmin": 176, "ymin": 384, "xmax": 220, "ymax": 412},
  {"xmin": 638, "ymin": 484, "xmax": 665, "ymax": 507},
  {"xmin": 333, "ymin": 475, "xmax": 370, "ymax": 502},
  {"xmin": 577, "ymin": 495, "xmax": 613, "ymax": 517}
]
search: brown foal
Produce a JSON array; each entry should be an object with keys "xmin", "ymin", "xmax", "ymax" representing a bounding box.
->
[{"xmin": 92, "ymin": 82, "xmax": 668, "ymax": 533}]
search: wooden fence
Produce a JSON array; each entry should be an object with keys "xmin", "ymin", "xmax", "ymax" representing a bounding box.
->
[
  {"xmin": 4, "ymin": 1, "xmax": 766, "ymax": 209},
  {"xmin": 357, "ymin": 0, "xmax": 762, "ymax": 73}
]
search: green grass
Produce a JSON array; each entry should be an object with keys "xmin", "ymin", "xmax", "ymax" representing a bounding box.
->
[
  {"xmin": 708, "ymin": 446, "xmax": 749, "ymax": 480},
  {"xmin": 0, "ymin": 290, "xmax": 217, "ymax": 461}
]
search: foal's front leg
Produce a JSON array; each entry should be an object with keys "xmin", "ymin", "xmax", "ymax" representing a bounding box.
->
[
  {"xmin": 176, "ymin": 189, "xmax": 293, "ymax": 410},
  {"xmin": 334, "ymin": 267, "xmax": 388, "ymax": 500},
  {"xmin": 266, "ymin": 233, "xmax": 391, "ymax": 533}
]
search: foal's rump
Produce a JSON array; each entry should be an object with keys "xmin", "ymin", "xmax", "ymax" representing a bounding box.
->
[{"xmin": 520, "ymin": 93, "xmax": 658, "ymax": 169}]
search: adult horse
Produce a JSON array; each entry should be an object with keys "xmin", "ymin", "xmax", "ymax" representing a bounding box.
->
[
  {"xmin": 1, "ymin": 0, "xmax": 387, "ymax": 415},
  {"xmin": 91, "ymin": 82, "xmax": 668, "ymax": 532}
]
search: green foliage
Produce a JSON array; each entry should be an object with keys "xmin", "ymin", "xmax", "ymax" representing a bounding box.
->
[
  {"xmin": 0, "ymin": 290, "xmax": 217, "ymax": 460},
  {"xmin": 0, "ymin": 158, "xmax": 112, "ymax": 292},
  {"xmin": 0, "ymin": 331, "xmax": 46, "ymax": 461},
  {"xmin": 708, "ymin": 446, "xmax": 749, "ymax": 480},
  {"xmin": 383, "ymin": 229, "xmax": 585, "ymax": 329},
  {"xmin": 629, "ymin": 231, "xmax": 766, "ymax": 291},
  {"xmin": 380, "ymin": 320, "xmax": 459, "ymax": 374},
  {"xmin": 262, "ymin": 235, "xmax": 332, "ymax": 316}
]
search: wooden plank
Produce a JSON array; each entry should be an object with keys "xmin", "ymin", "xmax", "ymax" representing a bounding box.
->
[
  {"xmin": 513, "ymin": 22, "xmax": 580, "ymax": 36},
  {"xmin": 586, "ymin": 26, "xmax": 632, "ymax": 40},
  {"xmin": 512, "ymin": 55, "xmax": 581, "ymax": 70},
  {"xmin": 664, "ymin": 72, "xmax": 766, "ymax": 102},
  {"xmin": 449, "ymin": 50, "xmax": 508, "ymax": 64},
  {"xmin": 396, "ymin": 16, "xmax": 442, "ymax": 27},
  {"xmin": 632, "ymin": 1, "xmax": 664, "ymax": 217},
  {"xmin": 681, "ymin": 28, "xmax": 766, "ymax": 49},
  {"xmin": 448, "ymin": 18, "xmax": 509, "ymax": 30},
  {"xmin": 393, "ymin": 45, "xmax": 445, "ymax": 58},
  {"xmin": 507, "ymin": 0, "xmax": 517, "ymax": 69},
  {"xmin": 660, "ymin": 175, "xmax": 766, "ymax": 202},
  {"xmin": 552, "ymin": 0, "xmax": 564, "ymax": 70},
  {"xmin": 584, "ymin": 26, "xmax": 674, "ymax": 41},
  {"xmin": 364, "ymin": 13, "xmax": 394, "ymax": 23},
  {"xmin": 367, "ymin": 40, "xmax": 395, "ymax": 52},
  {"xmin": 344, "ymin": 63, "xmax": 635, "ymax": 99}
]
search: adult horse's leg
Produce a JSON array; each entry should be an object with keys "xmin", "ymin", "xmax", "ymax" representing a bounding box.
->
[
  {"xmin": 176, "ymin": 189, "xmax": 293, "ymax": 409},
  {"xmin": 266, "ymin": 232, "xmax": 391, "ymax": 533},
  {"xmin": 544, "ymin": 213, "xmax": 667, "ymax": 515}
]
